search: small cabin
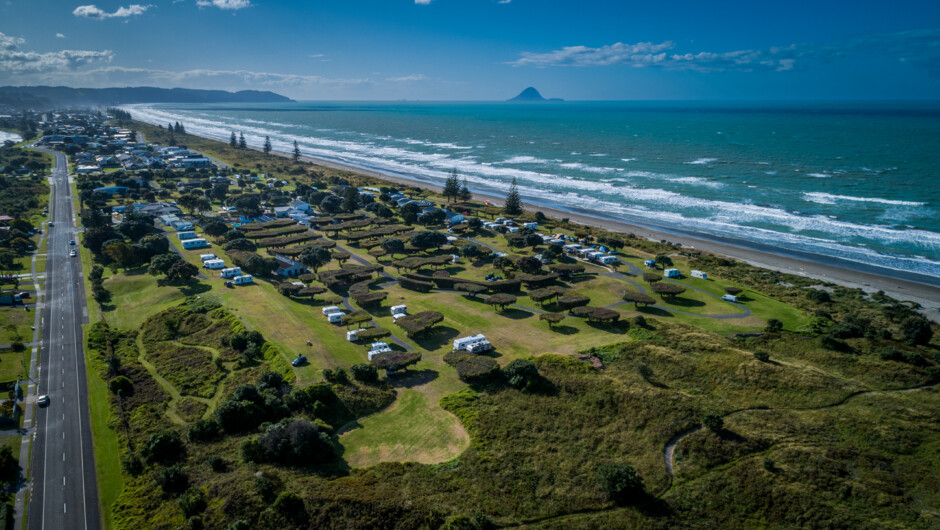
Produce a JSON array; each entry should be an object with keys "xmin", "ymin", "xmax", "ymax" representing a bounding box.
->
[
  {"xmin": 690, "ymin": 270, "xmax": 708, "ymax": 280},
  {"xmin": 181, "ymin": 238, "xmax": 209, "ymax": 250}
]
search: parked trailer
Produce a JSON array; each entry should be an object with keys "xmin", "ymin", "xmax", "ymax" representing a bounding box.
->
[
  {"xmin": 663, "ymin": 268, "xmax": 681, "ymax": 278},
  {"xmin": 177, "ymin": 231, "xmax": 198, "ymax": 240},
  {"xmin": 367, "ymin": 342, "xmax": 393, "ymax": 360},
  {"xmin": 181, "ymin": 238, "xmax": 209, "ymax": 250},
  {"xmin": 453, "ymin": 334, "xmax": 487, "ymax": 351},
  {"xmin": 599, "ymin": 256, "xmax": 619, "ymax": 264},
  {"xmin": 466, "ymin": 340, "xmax": 493, "ymax": 354},
  {"xmin": 390, "ymin": 305, "xmax": 407, "ymax": 315},
  {"xmin": 347, "ymin": 329, "xmax": 360, "ymax": 342},
  {"xmin": 321, "ymin": 305, "xmax": 341, "ymax": 315},
  {"xmin": 203, "ymin": 259, "xmax": 225, "ymax": 270},
  {"xmin": 199, "ymin": 253, "xmax": 217, "ymax": 262},
  {"xmin": 220, "ymin": 267, "xmax": 242, "ymax": 279},
  {"xmin": 691, "ymin": 270, "xmax": 708, "ymax": 279},
  {"xmin": 326, "ymin": 311, "xmax": 346, "ymax": 324},
  {"xmin": 721, "ymin": 294, "xmax": 739, "ymax": 303},
  {"xmin": 232, "ymin": 274, "xmax": 254, "ymax": 285}
]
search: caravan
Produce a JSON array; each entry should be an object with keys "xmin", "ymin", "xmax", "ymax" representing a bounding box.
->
[
  {"xmin": 690, "ymin": 270, "xmax": 708, "ymax": 279},
  {"xmin": 203, "ymin": 259, "xmax": 225, "ymax": 270},
  {"xmin": 326, "ymin": 311, "xmax": 346, "ymax": 324},
  {"xmin": 181, "ymin": 238, "xmax": 209, "ymax": 250},
  {"xmin": 599, "ymin": 256, "xmax": 619, "ymax": 265},
  {"xmin": 199, "ymin": 253, "xmax": 217, "ymax": 262},
  {"xmin": 232, "ymin": 274, "xmax": 254, "ymax": 285},
  {"xmin": 453, "ymin": 334, "xmax": 487, "ymax": 351},
  {"xmin": 466, "ymin": 340, "xmax": 493, "ymax": 354},
  {"xmin": 220, "ymin": 267, "xmax": 242, "ymax": 279},
  {"xmin": 177, "ymin": 231, "xmax": 198, "ymax": 240},
  {"xmin": 321, "ymin": 305, "xmax": 341, "ymax": 315},
  {"xmin": 663, "ymin": 268, "xmax": 681, "ymax": 278},
  {"xmin": 367, "ymin": 342, "xmax": 392, "ymax": 360}
]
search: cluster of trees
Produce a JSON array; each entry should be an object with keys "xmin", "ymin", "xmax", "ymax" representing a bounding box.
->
[
  {"xmin": 442, "ymin": 169, "xmax": 472, "ymax": 203},
  {"xmin": 229, "ymin": 131, "xmax": 248, "ymax": 150},
  {"xmin": 88, "ymin": 265, "xmax": 111, "ymax": 308}
]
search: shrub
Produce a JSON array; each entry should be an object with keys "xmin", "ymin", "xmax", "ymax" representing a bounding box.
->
[
  {"xmin": 764, "ymin": 319, "xmax": 783, "ymax": 333},
  {"xmin": 177, "ymin": 487, "xmax": 207, "ymax": 518},
  {"xmin": 702, "ymin": 414, "xmax": 724, "ymax": 432},
  {"xmin": 371, "ymin": 351, "xmax": 422, "ymax": 372},
  {"xmin": 724, "ymin": 287, "xmax": 743, "ymax": 296},
  {"xmin": 821, "ymin": 334, "xmax": 851, "ymax": 352},
  {"xmin": 445, "ymin": 353, "xmax": 500, "ymax": 383},
  {"xmin": 187, "ymin": 418, "xmax": 221, "ymax": 443},
  {"xmin": 503, "ymin": 359, "xmax": 538, "ymax": 390},
  {"xmin": 207, "ymin": 455, "xmax": 228, "ymax": 472},
  {"xmin": 594, "ymin": 463, "xmax": 644, "ymax": 505},
  {"xmin": 254, "ymin": 419, "xmax": 335, "ymax": 466},
  {"xmin": 806, "ymin": 289, "xmax": 831, "ymax": 304},
  {"xmin": 396, "ymin": 311, "xmax": 444, "ymax": 337},
  {"xmin": 155, "ymin": 464, "xmax": 188, "ymax": 494},
  {"xmin": 754, "ymin": 351, "xmax": 771, "ymax": 363},
  {"xmin": 272, "ymin": 491, "xmax": 307, "ymax": 524},
  {"xmin": 879, "ymin": 346, "xmax": 903, "ymax": 361},
  {"xmin": 651, "ymin": 282, "xmax": 686, "ymax": 298},
  {"xmin": 621, "ymin": 290, "xmax": 656, "ymax": 308},
  {"xmin": 900, "ymin": 316, "xmax": 933, "ymax": 345},
  {"xmin": 108, "ymin": 375, "xmax": 134, "ymax": 396},
  {"xmin": 145, "ymin": 430, "xmax": 185, "ymax": 464},
  {"xmin": 763, "ymin": 457, "xmax": 776, "ymax": 471},
  {"xmin": 539, "ymin": 312, "xmax": 566, "ymax": 327},
  {"xmin": 323, "ymin": 367, "xmax": 349, "ymax": 385},
  {"xmin": 350, "ymin": 363, "xmax": 378, "ymax": 383},
  {"xmin": 637, "ymin": 364, "xmax": 653, "ymax": 380}
]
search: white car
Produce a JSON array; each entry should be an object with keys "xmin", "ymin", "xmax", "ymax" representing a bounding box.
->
[
  {"xmin": 37, "ymin": 395, "xmax": 50, "ymax": 407},
  {"xmin": 69, "ymin": 250, "xmax": 77, "ymax": 257}
]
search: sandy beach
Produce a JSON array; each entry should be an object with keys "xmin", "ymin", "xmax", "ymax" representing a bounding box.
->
[{"xmin": 286, "ymin": 151, "xmax": 940, "ymax": 312}]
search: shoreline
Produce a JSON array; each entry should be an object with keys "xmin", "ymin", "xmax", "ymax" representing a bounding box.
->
[{"xmin": 134, "ymin": 119, "xmax": 940, "ymax": 309}]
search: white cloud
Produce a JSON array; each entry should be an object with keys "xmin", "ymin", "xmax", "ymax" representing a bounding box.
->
[
  {"xmin": 56, "ymin": 33, "xmax": 66, "ymax": 39},
  {"xmin": 387, "ymin": 74, "xmax": 428, "ymax": 82},
  {"xmin": 498, "ymin": 0, "xmax": 511, "ymax": 3},
  {"xmin": 415, "ymin": 0, "xmax": 432, "ymax": 4},
  {"xmin": 196, "ymin": 0, "xmax": 251, "ymax": 10},
  {"xmin": 0, "ymin": 32, "xmax": 112, "ymax": 74},
  {"xmin": 510, "ymin": 30, "xmax": 940, "ymax": 74},
  {"xmin": 72, "ymin": 4, "xmax": 152, "ymax": 19}
]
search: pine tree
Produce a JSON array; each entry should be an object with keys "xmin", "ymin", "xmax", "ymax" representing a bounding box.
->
[
  {"xmin": 178, "ymin": 122, "xmax": 185, "ymax": 134},
  {"xmin": 229, "ymin": 131, "xmax": 237, "ymax": 147},
  {"xmin": 168, "ymin": 122, "xmax": 174, "ymax": 132},
  {"xmin": 504, "ymin": 177, "xmax": 523, "ymax": 216},
  {"xmin": 293, "ymin": 140, "xmax": 300, "ymax": 162},
  {"xmin": 458, "ymin": 177, "xmax": 472, "ymax": 202},
  {"xmin": 238, "ymin": 132, "xmax": 247, "ymax": 149},
  {"xmin": 442, "ymin": 169, "xmax": 460, "ymax": 202},
  {"xmin": 263, "ymin": 136, "xmax": 272, "ymax": 155}
]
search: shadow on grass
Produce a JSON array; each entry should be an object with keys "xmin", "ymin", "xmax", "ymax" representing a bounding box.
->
[
  {"xmin": 387, "ymin": 368, "xmax": 439, "ymax": 388},
  {"xmin": 662, "ymin": 296, "xmax": 705, "ymax": 309},
  {"xmin": 413, "ymin": 325, "xmax": 460, "ymax": 351},
  {"xmin": 178, "ymin": 282, "xmax": 212, "ymax": 297},
  {"xmin": 548, "ymin": 324, "xmax": 579, "ymax": 335},
  {"xmin": 586, "ymin": 320, "xmax": 631, "ymax": 334},
  {"xmin": 639, "ymin": 306, "xmax": 674, "ymax": 318},
  {"xmin": 498, "ymin": 307, "xmax": 534, "ymax": 320}
]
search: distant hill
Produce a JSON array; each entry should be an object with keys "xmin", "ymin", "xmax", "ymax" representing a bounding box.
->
[
  {"xmin": 0, "ymin": 86, "xmax": 293, "ymax": 110},
  {"xmin": 508, "ymin": 87, "xmax": 563, "ymax": 102}
]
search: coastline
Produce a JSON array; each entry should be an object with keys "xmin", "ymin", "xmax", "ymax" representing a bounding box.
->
[{"xmin": 136, "ymin": 120, "xmax": 940, "ymax": 310}]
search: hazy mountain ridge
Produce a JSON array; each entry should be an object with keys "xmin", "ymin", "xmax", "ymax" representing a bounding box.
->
[{"xmin": 0, "ymin": 86, "xmax": 293, "ymax": 109}]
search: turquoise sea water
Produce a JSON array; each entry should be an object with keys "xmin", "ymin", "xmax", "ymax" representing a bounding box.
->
[{"xmin": 127, "ymin": 101, "xmax": 940, "ymax": 281}]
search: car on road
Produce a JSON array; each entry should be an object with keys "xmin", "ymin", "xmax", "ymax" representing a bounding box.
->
[
  {"xmin": 37, "ymin": 395, "xmax": 50, "ymax": 407},
  {"xmin": 69, "ymin": 239, "xmax": 75, "ymax": 245},
  {"xmin": 291, "ymin": 355, "xmax": 307, "ymax": 367},
  {"xmin": 48, "ymin": 222, "xmax": 54, "ymax": 227},
  {"xmin": 69, "ymin": 250, "xmax": 76, "ymax": 257}
]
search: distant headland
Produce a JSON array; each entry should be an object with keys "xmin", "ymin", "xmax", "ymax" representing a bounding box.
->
[
  {"xmin": 508, "ymin": 87, "xmax": 563, "ymax": 102},
  {"xmin": 0, "ymin": 86, "xmax": 293, "ymax": 110}
]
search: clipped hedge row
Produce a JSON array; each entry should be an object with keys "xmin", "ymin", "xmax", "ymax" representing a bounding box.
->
[{"xmin": 255, "ymin": 232, "xmax": 319, "ymax": 248}]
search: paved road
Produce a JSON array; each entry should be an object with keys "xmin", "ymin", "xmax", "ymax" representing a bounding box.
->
[{"xmin": 27, "ymin": 148, "xmax": 99, "ymax": 530}]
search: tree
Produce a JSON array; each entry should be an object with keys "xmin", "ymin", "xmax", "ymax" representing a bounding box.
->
[
  {"xmin": 230, "ymin": 131, "xmax": 237, "ymax": 147},
  {"xmin": 371, "ymin": 351, "xmax": 422, "ymax": 372},
  {"xmin": 400, "ymin": 202, "xmax": 420, "ymax": 224},
  {"xmin": 539, "ymin": 312, "xmax": 565, "ymax": 328},
  {"xmin": 350, "ymin": 363, "xmax": 378, "ymax": 383},
  {"xmin": 754, "ymin": 351, "xmax": 771, "ymax": 363},
  {"xmin": 595, "ymin": 463, "xmax": 644, "ymax": 505},
  {"xmin": 484, "ymin": 293, "xmax": 516, "ymax": 311},
  {"xmin": 725, "ymin": 287, "xmax": 743, "ymax": 296},
  {"xmin": 210, "ymin": 183, "xmax": 229, "ymax": 202},
  {"xmin": 651, "ymin": 282, "xmax": 685, "ymax": 299},
  {"xmin": 409, "ymin": 230, "xmax": 448, "ymax": 250},
  {"xmin": 517, "ymin": 256, "xmax": 543, "ymax": 275},
  {"xmin": 806, "ymin": 289, "xmax": 831, "ymax": 304},
  {"xmin": 503, "ymin": 177, "xmax": 523, "ymax": 216},
  {"xmin": 234, "ymin": 194, "xmax": 262, "ymax": 218},
  {"xmin": 458, "ymin": 178, "xmax": 472, "ymax": 202},
  {"xmin": 342, "ymin": 186, "xmax": 360, "ymax": 213},
  {"xmin": 703, "ymin": 413, "xmax": 724, "ymax": 432},
  {"xmin": 621, "ymin": 290, "xmax": 656, "ymax": 308},
  {"xmin": 108, "ymin": 375, "xmax": 133, "ymax": 396},
  {"xmin": 492, "ymin": 256, "xmax": 514, "ymax": 274},
  {"xmin": 104, "ymin": 241, "xmax": 137, "ymax": 270},
  {"xmin": 145, "ymin": 430, "xmax": 185, "ymax": 464},
  {"xmin": 263, "ymin": 136, "xmax": 272, "ymax": 155},
  {"xmin": 148, "ymin": 253, "xmax": 182, "ymax": 276},
  {"xmin": 293, "ymin": 140, "xmax": 301, "ymax": 162},
  {"xmin": 299, "ymin": 246, "xmax": 332, "ymax": 274},
  {"xmin": 319, "ymin": 194, "xmax": 342, "ymax": 214},
  {"xmin": 381, "ymin": 238, "xmax": 405, "ymax": 255},
  {"xmin": 204, "ymin": 221, "xmax": 229, "ymax": 237},
  {"xmin": 238, "ymin": 132, "xmax": 247, "ymax": 149},
  {"xmin": 523, "ymin": 233, "xmax": 543, "ymax": 248},
  {"xmin": 460, "ymin": 243, "xmax": 482, "ymax": 260},
  {"xmin": 442, "ymin": 169, "xmax": 461, "ymax": 203},
  {"xmin": 166, "ymin": 261, "xmax": 199, "ymax": 282},
  {"xmin": 654, "ymin": 254, "xmax": 673, "ymax": 269},
  {"xmin": 642, "ymin": 272, "xmax": 661, "ymax": 284}
]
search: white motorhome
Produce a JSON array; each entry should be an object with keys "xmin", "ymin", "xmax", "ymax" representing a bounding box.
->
[
  {"xmin": 453, "ymin": 334, "xmax": 487, "ymax": 351},
  {"xmin": 326, "ymin": 311, "xmax": 346, "ymax": 324},
  {"xmin": 321, "ymin": 305, "xmax": 341, "ymax": 315},
  {"xmin": 721, "ymin": 294, "xmax": 739, "ymax": 303},
  {"xmin": 203, "ymin": 259, "xmax": 225, "ymax": 270},
  {"xmin": 220, "ymin": 267, "xmax": 242, "ymax": 279},
  {"xmin": 466, "ymin": 340, "xmax": 493, "ymax": 354},
  {"xmin": 691, "ymin": 270, "xmax": 708, "ymax": 279},
  {"xmin": 367, "ymin": 342, "xmax": 393, "ymax": 360},
  {"xmin": 663, "ymin": 268, "xmax": 681, "ymax": 278},
  {"xmin": 199, "ymin": 253, "xmax": 217, "ymax": 262},
  {"xmin": 233, "ymin": 275, "xmax": 254, "ymax": 285},
  {"xmin": 599, "ymin": 256, "xmax": 619, "ymax": 264}
]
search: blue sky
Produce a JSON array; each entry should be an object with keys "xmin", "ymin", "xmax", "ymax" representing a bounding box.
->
[{"xmin": 1, "ymin": 0, "xmax": 938, "ymax": 100}]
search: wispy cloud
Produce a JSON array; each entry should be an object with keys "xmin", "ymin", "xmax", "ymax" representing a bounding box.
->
[
  {"xmin": 196, "ymin": 0, "xmax": 251, "ymax": 10},
  {"xmin": 56, "ymin": 33, "xmax": 66, "ymax": 39},
  {"xmin": 415, "ymin": 0, "xmax": 432, "ymax": 4},
  {"xmin": 0, "ymin": 32, "xmax": 112, "ymax": 73},
  {"xmin": 387, "ymin": 74, "xmax": 428, "ymax": 82},
  {"xmin": 509, "ymin": 30, "xmax": 940, "ymax": 73},
  {"xmin": 72, "ymin": 4, "xmax": 152, "ymax": 20}
]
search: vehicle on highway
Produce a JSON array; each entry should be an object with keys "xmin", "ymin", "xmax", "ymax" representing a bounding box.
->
[
  {"xmin": 48, "ymin": 222, "xmax": 54, "ymax": 227},
  {"xmin": 69, "ymin": 250, "xmax": 76, "ymax": 257},
  {"xmin": 37, "ymin": 395, "xmax": 50, "ymax": 407},
  {"xmin": 69, "ymin": 239, "xmax": 75, "ymax": 245}
]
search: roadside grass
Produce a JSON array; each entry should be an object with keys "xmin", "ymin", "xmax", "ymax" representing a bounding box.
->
[
  {"xmin": 0, "ymin": 349, "xmax": 28, "ymax": 383},
  {"xmin": 0, "ymin": 310, "xmax": 31, "ymax": 348}
]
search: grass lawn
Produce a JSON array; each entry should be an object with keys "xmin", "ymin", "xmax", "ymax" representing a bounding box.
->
[
  {"xmin": 0, "ymin": 308, "xmax": 32, "ymax": 347},
  {"xmin": 0, "ymin": 349, "xmax": 28, "ymax": 383},
  {"xmin": 339, "ymin": 385, "xmax": 469, "ymax": 468}
]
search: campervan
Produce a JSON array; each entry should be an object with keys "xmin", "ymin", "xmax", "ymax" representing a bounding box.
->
[
  {"xmin": 326, "ymin": 311, "xmax": 345, "ymax": 324},
  {"xmin": 181, "ymin": 238, "xmax": 209, "ymax": 250},
  {"xmin": 453, "ymin": 334, "xmax": 487, "ymax": 351},
  {"xmin": 721, "ymin": 294, "xmax": 739, "ymax": 303},
  {"xmin": 203, "ymin": 259, "xmax": 225, "ymax": 270},
  {"xmin": 199, "ymin": 253, "xmax": 217, "ymax": 262},
  {"xmin": 522, "ymin": 222, "xmax": 538, "ymax": 230},
  {"xmin": 321, "ymin": 305, "xmax": 341, "ymax": 315},
  {"xmin": 663, "ymin": 268, "xmax": 681, "ymax": 278},
  {"xmin": 466, "ymin": 340, "xmax": 493, "ymax": 354},
  {"xmin": 347, "ymin": 329, "xmax": 360, "ymax": 342},
  {"xmin": 220, "ymin": 267, "xmax": 241, "ymax": 279},
  {"xmin": 599, "ymin": 256, "xmax": 619, "ymax": 265},
  {"xmin": 691, "ymin": 270, "xmax": 708, "ymax": 279},
  {"xmin": 233, "ymin": 275, "xmax": 254, "ymax": 285}
]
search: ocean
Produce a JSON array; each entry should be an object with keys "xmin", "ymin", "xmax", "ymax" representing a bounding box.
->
[{"xmin": 125, "ymin": 101, "xmax": 940, "ymax": 281}]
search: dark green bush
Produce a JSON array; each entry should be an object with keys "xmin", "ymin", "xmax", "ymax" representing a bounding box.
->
[{"xmin": 594, "ymin": 462, "xmax": 644, "ymax": 505}]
